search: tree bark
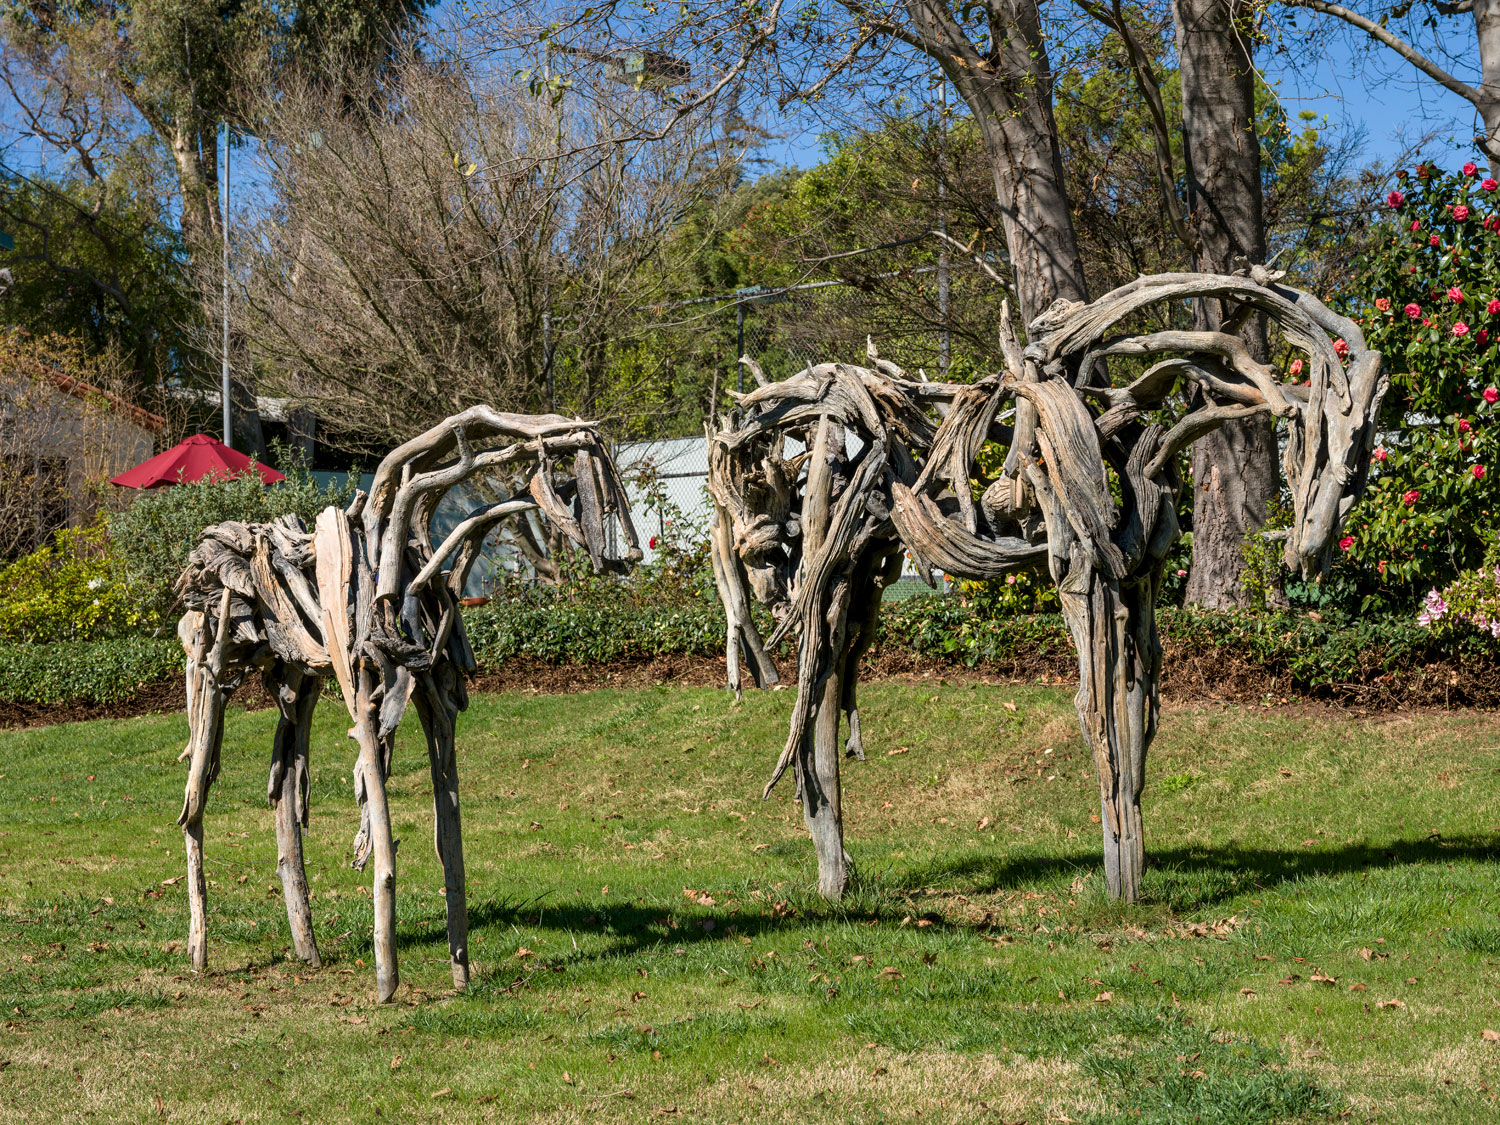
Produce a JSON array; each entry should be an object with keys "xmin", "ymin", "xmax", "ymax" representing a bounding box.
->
[
  {"xmin": 1174, "ymin": 0, "xmax": 1281, "ymax": 608},
  {"xmin": 1479, "ymin": 0, "xmax": 1500, "ymax": 178},
  {"xmin": 902, "ymin": 0, "xmax": 1090, "ymax": 320}
]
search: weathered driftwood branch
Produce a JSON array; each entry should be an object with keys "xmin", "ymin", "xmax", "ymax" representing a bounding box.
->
[
  {"xmin": 172, "ymin": 412, "xmax": 639, "ymax": 1000},
  {"xmin": 708, "ymin": 271, "xmax": 1386, "ymax": 903}
]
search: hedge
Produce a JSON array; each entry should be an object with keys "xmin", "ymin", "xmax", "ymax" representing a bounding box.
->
[
  {"xmin": 4, "ymin": 594, "xmax": 1496, "ymax": 708},
  {"xmin": 0, "ymin": 636, "xmax": 182, "ymax": 705}
]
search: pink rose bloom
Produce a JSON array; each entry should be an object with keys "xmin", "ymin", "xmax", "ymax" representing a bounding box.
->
[
  {"xmin": 1334, "ymin": 338, "xmax": 1350, "ymax": 357},
  {"xmin": 1450, "ymin": 286, "xmax": 1465, "ymax": 301},
  {"xmin": 1405, "ymin": 302, "xmax": 1422, "ymax": 318},
  {"xmin": 1486, "ymin": 387, "xmax": 1500, "ymax": 404},
  {"xmin": 1475, "ymin": 465, "xmax": 1487, "ymax": 479},
  {"xmin": 1289, "ymin": 358, "xmax": 1304, "ymax": 376},
  {"xmin": 1388, "ymin": 190, "xmax": 1405, "ymax": 207},
  {"xmin": 1423, "ymin": 318, "xmax": 1433, "ymax": 326},
  {"xmin": 1375, "ymin": 297, "xmax": 1391, "ymax": 312},
  {"xmin": 1175, "ymin": 569, "xmax": 1187, "ymax": 578},
  {"xmin": 1411, "ymin": 220, "xmax": 1422, "ymax": 231},
  {"xmin": 1339, "ymin": 536, "xmax": 1354, "ymax": 551},
  {"xmin": 1431, "ymin": 234, "xmax": 1443, "ymax": 247},
  {"xmin": 1481, "ymin": 329, "xmax": 1491, "ymax": 345},
  {"xmin": 1465, "ymin": 162, "xmax": 1479, "ymax": 176},
  {"xmin": 1403, "ymin": 490, "xmax": 1420, "ymax": 506},
  {"xmin": 1490, "ymin": 299, "xmax": 1500, "ymax": 315},
  {"xmin": 1460, "ymin": 418, "xmax": 1472, "ymax": 432},
  {"xmin": 1486, "ymin": 178, "xmax": 1499, "ymax": 191},
  {"xmin": 1374, "ymin": 447, "xmax": 1389, "ymax": 462},
  {"xmin": 1455, "ymin": 321, "xmax": 1471, "ymax": 337},
  {"xmin": 1455, "ymin": 204, "xmax": 1471, "ymax": 221}
]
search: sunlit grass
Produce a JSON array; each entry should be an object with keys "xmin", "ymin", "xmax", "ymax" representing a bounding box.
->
[{"xmin": 0, "ymin": 681, "xmax": 1498, "ymax": 1122}]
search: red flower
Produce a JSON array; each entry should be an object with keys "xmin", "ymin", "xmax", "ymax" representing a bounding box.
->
[
  {"xmin": 1486, "ymin": 387, "xmax": 1500, "ymax": 404},
  {"xmin": 1454, "ymin": 321, "xmax": 1471, "ymax": 337},
  {"xmin": 1405, "ymin": 302, "xmax": 1422, "ymax": 318},
  {"xmin": 1411, "ymin": 220, "xmax": 1422, "ymax": 231},
  {"xmin": 1334, "ymin": 338, "xmax": 1350, "ymax": 357},
  {"xmin": 1475, "ymin": 465, "xmax": 1487, "ymax": 479},
  {"xmin": 1339, "ymin": 536, "xmax": 1354, "ymax": 551},
  {"xmin": 1461, "ymin": 418, "xmax": 1473, "ymax": 432},
  {"xmin": 1481, "ymin": 329, "xmax": 1491, "ymax": 345},
  {"xmin": 1375, "ymin": 297, "xmax": 1391, "ymax": 312},
  {"xmin": 1403, "ymin": 490, "xmax": 1420, "ymax": 506},
  {"xmin": 1490, "ymin": 299, "xmax": 1500, "ymax": 315},
  {"xmin": 1374, "ymin": 447, "xmax": 1389, "ymax": 462},
  {"xmin": 1388, "ymin": 189, "xmax": 1405, "ymax": 208},
  {"xmin": 1465, "ymin": 162, "xmax": 1480, "ymax": 176},
  {"xmin": 1449, "ymin": 286, "xmax": 1465, "ymax": 302},
  {"xmin": 1290, "ymin": 358, "xmax": 1304, "ymax": 376},
  {"xmin": 1431, "ymin": 234, "xmax": 1443, "ymax": 247},
  {"xmin": 648, "ymin": 536, "xmax": 658, "ymax": 549},
  {"xmin": 1455, "ymin": 204, "xmax": 1472, "ymax": 221}
]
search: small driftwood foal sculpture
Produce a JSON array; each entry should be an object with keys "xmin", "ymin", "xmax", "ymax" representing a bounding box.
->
[
  {"xmin": 708, "ymin": 270, "xmax": 1386, "ymax": 902},
  {"xmin": 174, "ymin": 409, "xmax": 640, "ymax": 1001}
]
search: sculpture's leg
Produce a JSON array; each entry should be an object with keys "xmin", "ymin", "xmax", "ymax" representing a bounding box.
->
[
  {"xmin": 1057, "ymin": 566, "xmax": 1161, "ymax": 902},
  {"xmin": 179, "ymin": 594, "xmax": 234, "ymax": 973},
  {"xmin": 796, "ymin": 576, "xmax": 855, "ymax": 900},
  {"xmin": 351, "ymin": 663, "xmax": 400, "ymax": 1003},
  {"xmin": 413, "ymin": 662, "xmax": 470, "ymax": 989},
  {"xmin": 840, "ymin": 550, "xmax": 901, "ymax": 761},
  {"xmin": 267, "ymin": 665, "xmax": 321, "ymax": 968}
]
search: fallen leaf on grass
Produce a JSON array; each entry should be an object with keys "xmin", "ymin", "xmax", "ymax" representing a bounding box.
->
[
  {"xmin": 1310, "ymin": 973, "xmax": 1338, "ymax": 985},
  {"xmin": 887, "ymin": 747, "xmax": 909, "ymax": 756},
  {"xmin": 390, "ymin": 1056, "xmax": 402, "ymax": 1070},
  {"xmin": 1002, "ymin": 701, "xmax": 1017, "ymax": 712},
  {"xmin": 682, "ymin": 888, "xmax": 715, "ymax": 907},
  {"xmin": 160, "ymin": 877, "xmax": 181, "ymax": 887},
  {"xmin": 1482, "ymin": 1029, "xmax": 1500, "ymax": 1042},
  {"xmin": 1349, "ymin": 983, "xmax": 1368, "ymax": 992},
  {"xmin": 1239, "ymin": 988, "xmax": 1257, "ymax": 997},
  {"xmin": 1376, "ymin": 999, "xmax": 1406, "ymax": 1010},
  {"xmin": 561, "ymin": 1072, "xmax": 574, "ymax": 1086},
  {"xmin": 515, "ymin": 948, "xmax": 535, "ymax": 959},
  {"xmin": 1095, "ymin": 992, "xmax": 1113, "ymax": 1003},
  {"xmin": 430, "ymin": 1088, "xmax": 451, "ymax": 1099}
]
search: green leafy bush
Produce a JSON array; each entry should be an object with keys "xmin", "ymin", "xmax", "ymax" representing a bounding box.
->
[
  {"xmin": 109, "ymin": 447, "xmax": 358, "ymax": 626},
  {"xmin": 0, "ymin": 636, "xmax": 181, "ymax": 705},
  {"xmin": 1335, "ymin": 160, "xmax": 1500, "ymax": 607},
  {"xmin": 0, "ymin": 517, "xmax": 147, "ymax": 642}
]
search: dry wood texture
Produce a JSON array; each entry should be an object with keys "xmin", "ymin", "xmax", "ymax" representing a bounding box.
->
[
  {"xmin": 172, "ymin": 411, "xmax": 639, "ymax": 1000},
  {"xmin": 707, "ymin": 270, "xmax": 1387, "ymax": 902}
]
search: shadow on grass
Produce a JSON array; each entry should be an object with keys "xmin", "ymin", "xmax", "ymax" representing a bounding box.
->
[{"xmin": 897, "ymin": 832, "xmax": 1500, "ymax": 907}]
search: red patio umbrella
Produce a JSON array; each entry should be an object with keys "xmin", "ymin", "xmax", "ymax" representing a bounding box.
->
[{"xmin": 110, "ymin": 433, "xmax": 286, "ymax": 489}]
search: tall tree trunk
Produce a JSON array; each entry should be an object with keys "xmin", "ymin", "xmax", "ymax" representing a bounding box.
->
[
  {"xmin": 1175, "ymin": 0, "xmax": 1280, "ymax": 609},
  {"xmin": 905, "ymin": 0, "xmax": 1090, "ymax": 320},
  {"xmin": 1479, "ymin": 0, "xmax": 1500, "ymax": 178}
]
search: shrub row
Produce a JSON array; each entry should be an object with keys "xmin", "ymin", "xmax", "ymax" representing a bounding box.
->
[
  {"xmin": 4, "ymin": 594, "xmax": 1495, "ymax": 708},
  {"xmin": 0, "ymin": 636, "xmax": 182, "ymax": 705}
]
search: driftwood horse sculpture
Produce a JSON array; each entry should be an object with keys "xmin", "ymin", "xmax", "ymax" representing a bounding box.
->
[
  {"xmin": 174, "ymin": 409, "xmax": 640, "ymax": 1001},
  {"xmin": 707, "ymin": 270, "xmax": 1387, "ymax": 903}
]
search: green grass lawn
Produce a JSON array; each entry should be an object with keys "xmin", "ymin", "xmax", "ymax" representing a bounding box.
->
[{"xmin": 2, "ymin": 681, "xmax": 1500, "ymax": 1123}]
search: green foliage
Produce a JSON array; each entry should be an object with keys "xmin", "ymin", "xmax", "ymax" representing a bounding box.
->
[
  {"xmin": 108, "ymin": 448, "xmax": 358, "ymax": 625},
  {"xmin": 0, "ymin": 635, "xmax": 180, "ymax": 704},
  {"xmin": 1334, "ymin": 161, "xmax": 1500, "ymax": 607},
  {"xmin": 0, "ymin": 517, "xmax": 148, "ymax": 643}
]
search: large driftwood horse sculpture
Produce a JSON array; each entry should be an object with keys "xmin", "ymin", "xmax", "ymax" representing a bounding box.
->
[
  {"xmin": 708, "ymin": 270, "xmax": 1387, "ymax": 903},
  {"xmin": 174, "ymin": 409, "xmax": 640, "ymax": 1001}
]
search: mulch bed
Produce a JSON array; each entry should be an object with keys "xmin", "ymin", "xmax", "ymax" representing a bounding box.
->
[{"xmin": 5, "ymin": 640, "xmax": 1498, "ymax": 730}]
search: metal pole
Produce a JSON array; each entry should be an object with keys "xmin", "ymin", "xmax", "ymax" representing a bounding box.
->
[
  {"xmin": 221, "ymin": 121, "xmax": 232, "ymax": 449},
  {"xmin": 735, "ymin": 298, "xmax": 745, "ymax": 395},
  {"xmin": 937, "ymin": 82, "xmax": 950, "ymax": 379}
]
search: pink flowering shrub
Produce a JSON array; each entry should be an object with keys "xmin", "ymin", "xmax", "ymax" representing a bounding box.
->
[
  {"xmin": 1333, "ymin": 161, "xmax": 1500, "ymax": 608},
  {"xmin": 1417, "ymin": 540, "xmax": 1500, "ymax": 638}
]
